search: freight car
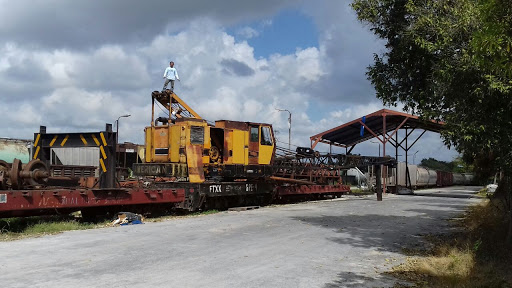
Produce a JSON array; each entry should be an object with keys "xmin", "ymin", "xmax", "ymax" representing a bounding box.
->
[
  {"xmin": 0, "ymin": 90, "xmax": 396, "ymax": 218},
  {"xmin": 368, "ymin": 161, "xmax": 475, "ymax": 191}
]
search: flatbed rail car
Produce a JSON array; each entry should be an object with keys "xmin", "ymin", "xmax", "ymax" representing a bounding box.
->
[
  {"xmin": 0, "ymin": 181, "xmax": 275, "ymax": 218},
  {"xmin": 0, "ymin": 159, "xmax": 351, "ymax": 218},
  {"xmin": 0, "ymin": 90, "xmax": 396, "ymax": 218}
]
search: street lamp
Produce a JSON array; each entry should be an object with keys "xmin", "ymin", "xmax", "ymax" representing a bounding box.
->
[
  {"xmin": 370, "ymin": 140, "xmax": 381, "ymax": 157},
  {"xmin": 115, "ymin": 114, "xmax": 131, "ymax": 145},
  {"xmin": 275, "ymin": 108, "xmax": 291, "ymax": 152},
  {"xmin": 413, "ymin": 150, "xmax": 419, "ymax": 164}
]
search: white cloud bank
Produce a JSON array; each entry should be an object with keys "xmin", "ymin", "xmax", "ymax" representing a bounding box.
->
[{"xmin": 0, "ymin": 3, "xmax": 458, "ymax": 162}]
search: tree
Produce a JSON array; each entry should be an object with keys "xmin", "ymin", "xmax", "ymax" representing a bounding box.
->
[
  {"xmin": 420, "ymin": 158, "xmax": 453, "ymax": 172},
  {"xmin": 351, "ymin": 0, "xmax": 512, "ymax": 242},
  {"xmin": 419, "ymin": 157, "xmax": 473, "ymax": 173}
]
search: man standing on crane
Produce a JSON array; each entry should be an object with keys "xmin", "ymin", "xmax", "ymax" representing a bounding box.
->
[{"xmin": 162, "ymin": 61, "xmax": 180, "ymax": 92}]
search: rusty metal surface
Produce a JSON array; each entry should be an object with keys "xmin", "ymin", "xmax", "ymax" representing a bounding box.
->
[
  {"xmin": 269, "ymin": 176, "xmax": 316, "ymax": 185},
  {"xmin": 10, "ymin": 158, "xmax": 23, "ymax": 190},
  {"xmin": 0, "ymin": 171, "xmax": 6, "ymax": 190},
  {"xmin": 0, "ymin": 160, "xmax": 9, "ymax": 171},
  {"xmin": 50, "ymin": 165, "xmax": 97, "ymax": 178},
  {"xmin": 186, "ymin": 144, "xmax": 205, "ymax": 183},
  {"xmin": 21, "ymin": 159, "xmax": 50, "ymax": 187},
  {"xmin": 34, "ymin": 124, "xmax": 116, "ymax": 189},
  {"xmin": 310, "ymin": 108, "xmax": 444, "ymax": 149},
  {"xmin": 276, "ymin": 184, "xmax": 351, "ymax": 196},
  {"xmin": 0, "ymin": 187, "xmax": 186, "ymax": 218},
  {"xmin": 152, "ymin": 90, "xmax": 202, "ymax": 120},
  {"xmin": 214, "ymin": 120, "xmax": 249, "ymax": 131}
]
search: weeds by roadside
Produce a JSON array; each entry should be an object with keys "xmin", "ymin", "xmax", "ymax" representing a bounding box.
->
[
  {"xmin": 147, "ymin": 209, "xmax": 220, "ymax": 222},
  {"xmin": 388, "ymin": 200, "xmax": 512, "ymax": 287},
  {"xmin": 475, "ymin": 187, "xmax": 492, "ymax": 198},
  {"xmin": 0, "ymin": 216, "xmax": 107, "ymax": 241},
  {"xmin": 0, "ymin": 209, "xmax": 221, "ymax": 241},
  {"xmin": 349, "ymin": 188, "xmax": 373, "ymax": 195}
]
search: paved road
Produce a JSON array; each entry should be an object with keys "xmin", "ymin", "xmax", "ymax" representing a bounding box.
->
[
  {"xmin": 0, "ymin": 186, "xmax": 482, "ymax": 288},
  {"xmin": 413, "ymin": 185, "xmax": 481, "ymax": 198}
]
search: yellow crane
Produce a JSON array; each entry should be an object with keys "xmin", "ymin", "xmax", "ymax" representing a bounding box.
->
[{"xmin": 139, "ymin": 90, "xmax": 276, "ymax": 183}]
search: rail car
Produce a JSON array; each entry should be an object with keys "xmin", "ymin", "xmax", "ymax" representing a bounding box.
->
[
  {"xmin": 0, "ymin": 90, "xmax": 396, "ymax": 219},
  {"xmin": 368, "ymin": 162, "xmax": 475, "ymax": 191}
]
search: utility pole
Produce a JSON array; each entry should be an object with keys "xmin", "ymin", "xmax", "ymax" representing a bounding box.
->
[
  {"xmin": 276, "ymin": 108, "xmax": 292, "ymax": 152},
  {"xmin": 370, "ymin": 140, "xmax": 381, "ymax": 157},
  {"xmin": 115, "ymin": 114, "xmax": 131, "ymax": 167}
]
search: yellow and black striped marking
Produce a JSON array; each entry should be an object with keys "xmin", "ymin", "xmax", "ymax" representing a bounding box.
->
[
  {"xmin": 32, "ymin": 132, "xmax": 110, "ymax": 173},
  {"xmin": 33, "ymin": 134, "xmax": 41, "ymax": 160},
  {"xmin": 98, "ymin": 133, "xmax": 108, "ymax": 173},
  {"xmin": 91, "ymin": 134, "xmax": 100, "ymax": 146},
  {"xmin": 80, "ymin": 134, "xmax": 88, "ymax": 145},
  {"xmin": 49, "ymin": 135, "xmax": 58, "ymax": 147},
  {"xmin": 60, "ymin": 135, "xmax": 69, "ymax": 146}
]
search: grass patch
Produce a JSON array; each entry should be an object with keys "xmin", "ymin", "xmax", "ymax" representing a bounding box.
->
[
  {"xmin": 147, "ymin": 209, "xmax": 220, "ymax": 222},
  {"xmin": 475, "ymin": 187, "xmax": 491, "ymax": 198},
  {"xmin": 349, "ymin": 188, "xmax": 373, "ymax": 195},
  {"xmin": 0, "ymin": 216, "xmax": 107, "ymax": 241},
  {"xmin": 0, "ymin": 209, "xmax": 222, "ymax": 240},
  {"xmin": 388, "ymin": 200, "xmax": 512, "ymax": 287},
  {"xmin": 192, "ymin": 209, "xmax": 220, "ymax": 216}
]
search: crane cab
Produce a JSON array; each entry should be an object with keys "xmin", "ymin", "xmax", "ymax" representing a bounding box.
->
[
  {"xmin": 144, "ymin": 119, "xmax": 274, "ymax": 165},
  {"xmin": 135, "ymin": 91, "xmax": 275, "ymax": 182}
]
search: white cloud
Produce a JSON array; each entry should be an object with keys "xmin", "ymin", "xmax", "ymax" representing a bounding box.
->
[
  {"xmin": 236, "ymin": 27, "xmax": 260, "ymax": 39},
  {"xmin": 0, "ymin": 3, "xmax": 457, "ymax": 163},
  {"xmin": 0, "ymin": 0, "xmax": 300, "ymax": 49}
]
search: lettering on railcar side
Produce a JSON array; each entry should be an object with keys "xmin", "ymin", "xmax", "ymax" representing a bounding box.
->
[
  {"xmin": 134, "ymin": 164, "xmax": 165, "ymax": 175},
  {"xmin": 246, "ymin": 184, "xmax": 256, "ymax": 192},
  {"xmin": 209, "ymin": 185, "xmax": 222, "ymax": 193}
]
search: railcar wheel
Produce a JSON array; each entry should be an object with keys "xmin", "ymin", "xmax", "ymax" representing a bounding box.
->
[
  {"xmin": 0, "ymin": 160, "xmax": 9, "ymax": 173},
  {"xmin": 10, "ymin": 159, "xmax": 23, "ymax": 190},
  {"xmin": 23, "ymin": 159, "xmax": 50, "ymax": 187},
  {"xmin": 0, "ymin": 171, "xmax": 6, "ymax": 190}
]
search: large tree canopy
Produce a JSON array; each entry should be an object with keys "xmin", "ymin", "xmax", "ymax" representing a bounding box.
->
[
  {"xmin": 351, "ymin": 0, "xmax": 512, "ymax": 176},
  {"xmin": 351, "ymin": 0, "xmax": 512, "ymax": 243}
]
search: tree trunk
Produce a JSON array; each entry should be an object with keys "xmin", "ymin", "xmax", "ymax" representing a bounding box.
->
[
  {"xmin": 508, "ymin": 211, "xmax": 512, "ymax": 244},
  {"xmin": 494, "ymin": 175, "xmax": 512, "ymax": 244},
  {"xmin": 504, "ymin": 176, "xmax": 512, "ymax": 244}
]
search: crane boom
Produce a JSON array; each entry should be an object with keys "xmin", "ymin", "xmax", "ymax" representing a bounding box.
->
[{"xmin": 152, "ymin": 90, "xmax": 202, "ymax": 121}]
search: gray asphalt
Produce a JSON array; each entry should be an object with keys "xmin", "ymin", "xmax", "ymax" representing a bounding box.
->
[{"xmin": 0, "ymin": 186, "xmax": 482, "ymax": 288}]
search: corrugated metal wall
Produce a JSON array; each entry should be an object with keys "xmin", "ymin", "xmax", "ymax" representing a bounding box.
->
[{"xmin": 51, "ymin": 147, "xmax": 99, "ymax": 166}]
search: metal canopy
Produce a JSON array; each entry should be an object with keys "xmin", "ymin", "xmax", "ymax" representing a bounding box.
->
[
  {"xmin": 310, "ymin": 109, "xmax": 444, "ymax": 149},
  {"xmin": 310, "ymin": 109, "xmax": 445, "ymax": 195}
]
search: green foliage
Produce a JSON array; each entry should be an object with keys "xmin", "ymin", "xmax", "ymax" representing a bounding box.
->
[
  {"xmin": 0, "ymin": 216, "xmax": 101, "ymax": 241},
  {"xmin": 420, "ymin": 157, "xmax": 473, "ymax": 173},
  {"xmin": 420, "ymin": 157, "xmax": 453, "ymax": 171},
  {"xmin": 351, "ymin": 0, "xmax": 512, "ymax": 177}
]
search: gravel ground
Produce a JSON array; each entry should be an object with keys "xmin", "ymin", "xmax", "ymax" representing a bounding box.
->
[{"xmin": 0, "ymin": 186, "xmax": 482, "ymax": 288}]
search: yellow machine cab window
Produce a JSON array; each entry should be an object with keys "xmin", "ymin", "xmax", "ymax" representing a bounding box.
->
[
  {"xmin": 261, "ymin": 126, "xmax": 273, "ymax": 146},
  {"xmin": 250, "ymin": 127, "xmax": 259, "ymax": 142}
]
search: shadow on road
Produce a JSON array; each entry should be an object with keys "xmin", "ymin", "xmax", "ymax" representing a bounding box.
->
[
  {"xmin": 324, "ymin": 271, "xmax": 399, "ymax": 288},
  {"xmin": 290, "ymin": 196, "xmax": 479, "ymax": 287}
]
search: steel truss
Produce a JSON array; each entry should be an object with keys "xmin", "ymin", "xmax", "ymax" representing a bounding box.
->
[{"xmin": 272, "ymin": 147, "xmax": 396, "ymax": 184}]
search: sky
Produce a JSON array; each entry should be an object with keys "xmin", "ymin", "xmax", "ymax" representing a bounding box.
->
[{"xmin": 0, "ymin": 0, "xmax": 459, "ymax": 163}]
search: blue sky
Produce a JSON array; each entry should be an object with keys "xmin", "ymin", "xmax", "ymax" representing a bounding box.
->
[
  {"xmin": 229, "ymin": 9, "xmax": 318, "ymax": 58},
  {"xmin": 0, "ymin": 0, "xmax": 459, "ymax": 163}
]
